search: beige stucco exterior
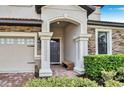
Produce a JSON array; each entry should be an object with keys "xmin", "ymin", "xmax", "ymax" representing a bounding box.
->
[
  {"xmin": 0, "ymin": 5, "xmax": 100, "ymax": 21},
  {"xmin": 39, "ymin": 5, "xmax": 90, "ymax": 77},
  {"xmin": 0, "ymin": 5, "xmax": 124, "ymax": 77},
  {"xmin": 50, "ymin": 23, "xmax": 80, "ymax": 64},
  {"xmin": 0, "ymin": 5, "xmax": 40, "ymax": 19},
  {"xmin": 88, "ymin": 6, "xmax": 101, "ymax": 21}
]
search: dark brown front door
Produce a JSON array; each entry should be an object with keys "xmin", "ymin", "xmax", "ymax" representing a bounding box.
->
[{"xmin": 50, "ymin": 39, "xmax": 60, "ymax": 64}]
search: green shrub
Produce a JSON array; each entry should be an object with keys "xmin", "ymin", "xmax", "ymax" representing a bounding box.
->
[
  {"xmin": 101, "ymin": 70, "xmax": 116, "ymax": 81},
  {"xmin": 115, "ymin": 67, "xmax": 124, "ymax": 82},
  {"xmin": 25, "ymin": 77, "xmax": 98, "ymax": 87},
  {"xmin": 104, "ymin": 80, "xmax": 124, "ymax": 87},
  {"xmin": 84, "ymin": 54, "xmax": 124, "ymax": 79}
]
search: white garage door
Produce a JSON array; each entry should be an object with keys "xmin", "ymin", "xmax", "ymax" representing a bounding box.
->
[{"xmin": 0, "ymin": 37, "xmax": 35, "ymax": 73}]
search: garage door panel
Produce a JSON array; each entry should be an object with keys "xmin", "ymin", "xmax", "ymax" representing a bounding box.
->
[{"xmin": 0, "ymin": 38, "xmax": 35, "ymax": 73}]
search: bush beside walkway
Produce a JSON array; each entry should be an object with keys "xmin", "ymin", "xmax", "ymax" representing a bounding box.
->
[{"xmin": 25, "ymin": 77, "xmax": 98, "ymax": 87}]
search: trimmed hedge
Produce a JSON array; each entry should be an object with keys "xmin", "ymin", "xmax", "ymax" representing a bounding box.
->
[
  {"xmin": 84, "ymin": 54, "xmax": 124, "ymax": 79},
  {"xmin": 25, "ymin": 77, "xmax": 98, "ymax": 87}
]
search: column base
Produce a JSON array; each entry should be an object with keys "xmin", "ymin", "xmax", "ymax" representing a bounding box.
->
[
  {"xmin": 39, "ymin": 69, "xmax": 52, "ymax": 77},
  {"xmin": 74, "ymin": 67, "xmax": 85, "ymax": 74}
]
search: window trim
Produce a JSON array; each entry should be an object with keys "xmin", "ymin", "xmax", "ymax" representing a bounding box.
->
[{"xmin": 95, "ymin": 28, "xmax": 112, "ymax": 54}]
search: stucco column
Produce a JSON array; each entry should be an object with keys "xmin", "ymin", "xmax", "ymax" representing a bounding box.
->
[
  {"xmin": 39, "ymin": 32, "xmax": 53, "ymax": 77},
  {"xmin": 74, "ymin": 34, "xmax": 91, "ymax": 74}
]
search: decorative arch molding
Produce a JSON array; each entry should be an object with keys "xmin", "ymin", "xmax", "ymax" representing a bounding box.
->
[
  {"xmin": 45, "ymin": 16, "xmax": 82, "ymax": 33},
  {"xmin": 48, "ymin": 16, "xmax": 81, "ymax": 25}
]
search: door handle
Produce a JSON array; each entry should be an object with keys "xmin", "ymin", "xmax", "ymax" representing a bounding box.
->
[
  {"xmin": 27, "ymin": 45, "xmax": 34, "ymax": 47},
  {"xmin": 27, "ymin": 62, "xmax": 35, "ymax": 64}
]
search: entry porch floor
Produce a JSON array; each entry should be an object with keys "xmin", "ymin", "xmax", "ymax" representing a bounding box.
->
[
  {"xmin": 51, "ymin": 64, "xmax": 79, "ymax": 77},
  {"xmin": 0, "ymin": 65, "xmax": 78, "ymax": 87}
]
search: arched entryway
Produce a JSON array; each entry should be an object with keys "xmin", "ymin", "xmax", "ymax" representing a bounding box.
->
[
  {"xmin": 39, "ymin": 17, "xmax": 90, "ymax": 77},
  {"xmin": 50, "ymin": 19, "xmax": 80, "ymax": 66},
  {"xmin": 38, "ymin": 6, "xmax": 90, "ymax": 77}
]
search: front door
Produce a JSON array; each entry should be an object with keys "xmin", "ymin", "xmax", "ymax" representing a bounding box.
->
[{"xmin": 50, "ymin": 39, "xmax": 60, "ymax": 64}]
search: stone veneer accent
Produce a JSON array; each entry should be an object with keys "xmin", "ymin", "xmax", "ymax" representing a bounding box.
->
[
  {"xmin": 1, "ymin": 25, "xmax": 124, "ymax": 55},
  {"xmin": 88, "ymin": 28, "xmax": 124, "ymax": 55},
  {"xmin": 112, "ymin": 29, "xmax": 124, "ymax": 54},
  {"xmin": 87, "ymin": 27, "xmax": 96, "ymax": 54},
  {"xmin": 0, "ymin": 25, "xmax": 41, "ymax": 32},
  {"xmin": 0, "ymin": 25, "xmax": 41, "ymax": 57}
]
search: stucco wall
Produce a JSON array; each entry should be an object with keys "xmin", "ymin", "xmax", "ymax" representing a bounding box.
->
[
  {"xmin": 50, "ymin": 27, "xmax": 64, "ymax": 37},
  {"xmin": 88, "ymin": 7, "xmax": 101, "ymax": 21},
  {"xmin": 41, "ymin": 5, "xmax": 87, "ymax": 34},
  {"xmin": 50, "ymin": 24, "xmax": 80, "ymax": 63},
  {"xmin": 41, "ymin": 5, "xmax": 87, "ymax": 64},
  {"xmin": 64, "ymin": 24, "xmax": 80, "ymax": 63},
  {"xmin": 41, "ymin": 5, "xmax": 87, "ymax": 22},
  {"xmin": 0, "ymin": 5, "xmax": 40, "ymax": 19}
]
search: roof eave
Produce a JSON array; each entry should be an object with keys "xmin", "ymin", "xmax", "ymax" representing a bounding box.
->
[
  {"xmin": 88, "ymin": 20, "xmax": 124, "ymax": 28},
  {"xmin": 0, "ymin": 18, "xmax": 42, "ymax": 26},
  {"xmin": 79, "ymin": 5, "xmax": 96, "ymax": 16}
]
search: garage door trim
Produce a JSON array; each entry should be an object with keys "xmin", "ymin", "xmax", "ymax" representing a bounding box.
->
[{"xmin": 0, "ymin": 32, "xmax": 38, "ymax": 58}]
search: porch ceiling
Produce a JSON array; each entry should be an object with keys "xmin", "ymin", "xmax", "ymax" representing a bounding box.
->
[{"xmin": 50, "ymin": 21, "xmax": 71, "ymax": 28}]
